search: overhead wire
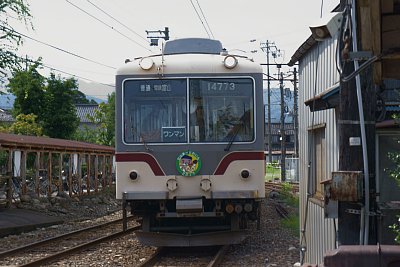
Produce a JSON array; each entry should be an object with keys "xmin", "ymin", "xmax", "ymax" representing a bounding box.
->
[
  {"xmin": 86, "ymin": 0, "xmax": 150, "ymax": 44},
  {"xmin": 189, "ymin": 0, "xmax": 211, "ymax": 38},
  {"xmin": 0, "ymin": 25, "xmax": 117, "ymax": 70},
  {"xmin": 65, "ymin": 0, "xmax": 153, "ymax": 52},
  {"xmin": 41, "ymin": 63, "xmax": 115, "ymax": 88},
  {"xmin": 195, "ymin": 0, "xmax": 214, "ymax": 39},
  {"xmin": 21, "ymin": 55, "xmax": 115, "ymax": 88}
]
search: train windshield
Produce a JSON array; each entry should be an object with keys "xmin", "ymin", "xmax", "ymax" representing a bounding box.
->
[
  {"xmin": 122, "ymin": 78, "xmax": 254, "ymax": 144},
  {"xmin": 189, "ymin": 78, "xmax": 254, "ymax": 143},
  {"xmin": 123, "ymin": 79, "xmax": 187, "ymax": 143}
]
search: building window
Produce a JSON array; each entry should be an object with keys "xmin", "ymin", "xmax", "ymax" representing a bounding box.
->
[{"xmin": 309, "ymin": 126, "xmax": 326, "ymax": 200}]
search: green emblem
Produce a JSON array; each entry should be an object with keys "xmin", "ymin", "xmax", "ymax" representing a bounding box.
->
[{"xmin": 176, "ymin": 151, "xmax": 202, "ymax": 176}]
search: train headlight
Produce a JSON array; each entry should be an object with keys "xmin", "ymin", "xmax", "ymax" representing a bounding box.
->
[
  {"xmin": 235, "ymin": 204, "xmax": 243, "ymax": 214},
  {"xmin": 223, "ymin": 55, "xmax": 238, "ymax": 69},
  {"xmin": 129, "ymin": 170, "xmax": 139, "ymax": 181},
  {"xmin": 139, "ymin": 57, "xmax": 154, "ymax": 70},
  {"xmin": 166, "ymin": 178, "xmax": 178, "ymax": 191},
  {"xmin": 200, "ymin": 178, "xmax": 212, "ymax": 192},
  {"xmin": 225, "ymin": 203, "xmax": 234, "ymax": 214},
  {"xmin": 240, "ymin": 169, "xmax": 251, "ymax": 179},
  {"xmin": 244, "ymin": 203, "xmax": 253, "ymax": 212}
]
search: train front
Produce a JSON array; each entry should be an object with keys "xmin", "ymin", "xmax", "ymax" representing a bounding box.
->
[{"xmin": 115, "ymin": 38, "xmax": 265, "ymax": 246}]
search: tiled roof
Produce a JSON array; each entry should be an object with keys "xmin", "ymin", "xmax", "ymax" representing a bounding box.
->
[
  {"xmin": 0, "ymin": 109, "xmax": 14, "ymax": 122},
  {"xmin": 75, "ymin": 104, "xmax": 100, "ymax": 123}
]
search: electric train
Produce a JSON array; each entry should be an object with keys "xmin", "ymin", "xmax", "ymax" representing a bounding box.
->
[{"xmin": 115, "ymin": 38, "xmax": 265, "ymax": 246}]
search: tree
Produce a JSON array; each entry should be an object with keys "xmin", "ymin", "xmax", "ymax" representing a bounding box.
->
[
  {"xmin": 7, "ymin": 62, "xmax": 45, "ymax": 118},
  {"xmin": 388, "ymin": 113, "xmax": 400, "ymax": 243},
  {"xmin": 8, "ymin": 113, "xmax": 42, "ymax": 136},
  {"xmin": 0, "ymin": 0, "xmax": 32, "ymax": 82},
  {"xmin": 42, "ymin": 73, "xmax": 79, "ymax": 139},
  {"xmin": 71, "ymin": 89, "xmax": 97, "ymax": 104},
  {"xmin": 74, "ymin": 92, "xmax": 115, "ymax": 146}
]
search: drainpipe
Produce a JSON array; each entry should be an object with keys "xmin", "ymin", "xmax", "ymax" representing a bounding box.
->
[{"xmin": 350, "ymin": 0, "xmax": 370, "ymax": 245}]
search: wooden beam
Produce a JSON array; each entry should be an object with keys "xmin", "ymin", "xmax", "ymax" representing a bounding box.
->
[{"xmin": 371, "ymin": 0, "xmax": 382, "ymax": 83}]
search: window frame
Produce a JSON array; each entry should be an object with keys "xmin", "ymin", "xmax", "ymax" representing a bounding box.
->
[
  {"xmin": 308, "ymin": 124, "xmax": 327, "ymax": 201},
  {"xmin": 121, "ymin": 76, "xmax": 257, "ymax": 146}
]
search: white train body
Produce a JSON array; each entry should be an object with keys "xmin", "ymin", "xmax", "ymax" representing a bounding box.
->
[{"xmin": 115, "ymin": 38, "xmax": 265, "ymax": 246}]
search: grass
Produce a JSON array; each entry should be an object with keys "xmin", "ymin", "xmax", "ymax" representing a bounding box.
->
[
  {"xmin": 281, "ymin": 214, "xmax": 300, "ymax": 237},
  {"xmin": 277, "ymin": 182, "xmax": 300, "ymax": 237},
  {"xmin": 265, "ymin": 162, "xmax": 281, "ymax": 181}
]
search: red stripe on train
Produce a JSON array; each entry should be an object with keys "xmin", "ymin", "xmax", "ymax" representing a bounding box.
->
[
  {"xmin": 214, "ymin": 151, "xmax": 265, "ymax": 175},
  {"xmin": 115, "ymin": 153, "xmax": 165, "ymax": 176}
]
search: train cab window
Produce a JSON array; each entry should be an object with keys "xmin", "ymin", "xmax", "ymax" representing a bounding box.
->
[
  {"xmin": 189, "ymin": 78, "xmax": 254, "ymax": 143},
  {"xmin": 123, "ymin": 79, "xmax": 187, "ymax": 143}
]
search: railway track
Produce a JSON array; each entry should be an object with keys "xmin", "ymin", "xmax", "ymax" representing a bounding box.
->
[
  {"xmin": 138, "ymin": 245, "xmax": 230, "ymax": 267},
  {"xmin": 0, "ymin": 217, "xmax": 139, "ymax": 266},
  {"xmin": 273, "ymin": 200, "xmax": 290, "ymax": 219},
  {"xmin": 265, "ymin": 181, "xmax": 299, "ymax": 195}
]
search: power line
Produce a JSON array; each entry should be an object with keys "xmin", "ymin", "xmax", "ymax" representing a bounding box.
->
[
  {"xmin": 18, "ymin": 55, "xmax": 115, "ymax": 88},
  {"xmin": 1, "ymin": 25, "xmax": 117, "ymax": 70},
  {"xmin": 42, "ymin": 63, "xmax": 115, "ymax": 88},
  {"xmin": 189, "ymin": 0, "xmax": 211, "ymax": 38},
  {"xmin": 195, "ymin": 0, "xmax": 214, "ymax": 39},
  {"xmin": 86, "ymin": 0, "xmax": 150, "ymax": 44},
  {"xmin": 65, "ymin": 0, "xmax": 153, "ymax": 52}
]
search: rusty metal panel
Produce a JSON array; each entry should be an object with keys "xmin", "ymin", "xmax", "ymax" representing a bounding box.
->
[
  {"xmin": 323, "ymin": 245, "xmax": 400, "ymax": 267},
  {"xmin": 324, "ymin": 171, "xmax": 363, "ymax": 202}
]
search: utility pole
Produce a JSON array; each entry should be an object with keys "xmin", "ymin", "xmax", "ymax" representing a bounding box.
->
[
  {"xmin": 260, "ymin": 41, "xmax": 280, "ymax": 164},
  {"xmin": 279, "ymin": 71, "xmax": 286, "ymax": 182},
  {"xmin": 293, "ymin": 68, "xmax": 299, "ymax": 158},
  {"xmin": 337, "ymin": 2, "xmax": 376, "ymax": 245}
]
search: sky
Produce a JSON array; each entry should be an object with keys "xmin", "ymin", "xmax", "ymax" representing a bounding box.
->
[{"xmin": 8, "ymin": 0, "xmax": 339, "ymax": 99}]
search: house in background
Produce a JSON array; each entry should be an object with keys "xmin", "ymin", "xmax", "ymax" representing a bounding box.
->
[
  {"xmin": 0, "ymin": 108, "xmax": 13, "ymax": 128},
  {"xmin": 289, "ymin": 1, "xmax": 400, "ymax": 265},
  {"xmin": 75, "ymin": 104, "xmax": 100, "ymax": 130},
  {"xmin": 0, "ymin": 94, "xmax": 101, "ymax": 130},
  {"xmin": 263, "ymin": 88, "xmax": 296, "ymax": 162}
]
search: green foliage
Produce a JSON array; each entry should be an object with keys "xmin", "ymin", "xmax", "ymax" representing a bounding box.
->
[
  {"xmin": 387, "ymin": 152, "xmax": 400, "ymax": 187},
  {"xmin": 0, "ymin": 0, "xmax": 32, "ymax": 81},
  {"xmin": 280, "ymin": 182, "xmax": 299, "ymax": 207},
  {"xmin": 278, "ymin": 182, "xmax": 300, "ymax": 236},
  {"xmin": 7, "ymin": 62, "xmax": 45, "ymax": 118},
  {"xmin": 8, "ymin": 113, "xmax": 42, "ymax": 136},
  {"xmin": 389, "ymin": 216, "xmax": 400, "ymax": 244},
  {"xmin": 387, "ymin": 148, "xmax": 400, "ymax": 244},
  {"xmin": 74, "ymin": 92, "xmax": 115, "ymax": 146},
  {"xmin": 73, "ymin": 125, "xmax": 97, "ymax": 144},
  {"xmin": 281, "ymin": 214, "xmax": 300, "ymax": 237},
  {"xmin": 41, "ymin": 73, "xmax": 79, "ymax": 139},
  {"xmin": 71, "ymin": 89, "xmax": 96, "ymax": 104},
  {"xmin": 265, "ymin": 161, "xmax": 281, "ymax": 181}
]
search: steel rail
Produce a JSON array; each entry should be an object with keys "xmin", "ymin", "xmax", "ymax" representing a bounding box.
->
[
  {"xmin": 137, "ymin": 247, "xmax": 165, "ymax": 267},
  {"xmin": 207, "ymin": 245, "xmax": 230, "ymax": 267},
  {"xmin": 274, "ymin": 201, "xmax": 289, "ymax": 219},
  {"xmin": 19, "ymin": 226, "xmax": 140, "ymax": 267},
  {"xmin": 0, "ymin": 216, "xmax": 134, "ymax": 258}
]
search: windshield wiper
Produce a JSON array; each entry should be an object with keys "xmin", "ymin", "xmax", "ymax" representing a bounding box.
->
[
  {"xmin": 224, "ymin": 122, "xmax": 243, "ymax": 152},
  {"xmin": 140, "ymin": 134, "xmax": 153, "ymax": 152}
]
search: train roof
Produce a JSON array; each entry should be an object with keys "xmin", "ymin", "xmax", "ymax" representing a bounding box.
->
[
  {"xmin": 163, "ymin": 38, "xmax": 223, "ymax": 55},
  {"xmin": 117, "ymin": 38, "xmax": 262, "ymax": 76}
]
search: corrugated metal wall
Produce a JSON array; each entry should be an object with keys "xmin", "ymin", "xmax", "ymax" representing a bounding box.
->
[{"xmin": 298, "ymin": 37, "xmax": 340, "ymax": 264}]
